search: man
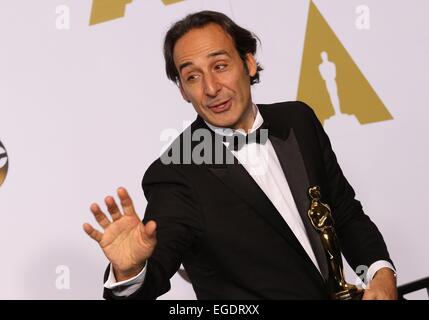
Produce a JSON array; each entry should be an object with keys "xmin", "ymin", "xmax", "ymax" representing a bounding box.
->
[{"xmin": 83, "ymin": 11, "xmax": 397, "ymax": 300}]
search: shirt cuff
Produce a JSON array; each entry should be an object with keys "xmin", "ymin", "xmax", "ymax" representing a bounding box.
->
[
  {"xmin": 366, "ymin": 260, "xmax": 396, "ymax": 284},
  {"xmin": 104, "ymin": 262, "xmax": 147, "ymax": 297}
]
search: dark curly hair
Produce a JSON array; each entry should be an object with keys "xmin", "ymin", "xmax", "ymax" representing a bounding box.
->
[{"xmin": 163, "ymin": 10, "xmax": 263, "ymax": 85}]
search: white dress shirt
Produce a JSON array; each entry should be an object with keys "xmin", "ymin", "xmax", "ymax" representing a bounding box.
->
[{"xmin": 105, "ymin": 105, "xmax": 395, "ymax": 296}]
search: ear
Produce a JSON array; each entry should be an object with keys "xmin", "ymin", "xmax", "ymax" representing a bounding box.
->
[
  {"xmin": 245, "ymin": 53, "xmax": 257, "ymax": 78},
  {"xmin": 178, "ymin": 82, "xmax": 191, "ymax": 103}
]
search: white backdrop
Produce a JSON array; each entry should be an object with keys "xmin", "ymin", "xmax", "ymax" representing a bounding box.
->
[{"xmin": 0, "ymin": 0, "xmax": 428, "ymax": 299}]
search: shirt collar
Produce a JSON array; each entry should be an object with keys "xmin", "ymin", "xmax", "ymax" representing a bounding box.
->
[{"xmin": 204, "ymin": 104, "xmax": 264, "ymax": 137}]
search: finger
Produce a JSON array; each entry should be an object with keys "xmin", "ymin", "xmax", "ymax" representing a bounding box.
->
[
  {"xmin": 83, "ymin": 223, "xmax": 103, "ymax": 242},
  {"xmin": 105, "ymin": 196, "xmax": 123, "ymax": 221},
  {"xmin": 117, "ymin": 187, "xmax": 138, "ymax": 217},
  {"xmin": 144, "ymin": 220, "xmax": 157, "ymax": 239},
  {"xmin": 90, "ymin": 203, "xmax": 111, "ymax": 229}
]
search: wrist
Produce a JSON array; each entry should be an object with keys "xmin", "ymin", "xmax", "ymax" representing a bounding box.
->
[
  {"xmin": 112, "ymin": 262, "xmax": 146, "ymax": 282},
  {"xmin": 373, "ymin": 267, "xmax": 397, "ymax": 283}
]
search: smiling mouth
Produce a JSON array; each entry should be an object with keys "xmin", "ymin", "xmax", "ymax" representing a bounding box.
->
[{"xmin": 208, "ymin": 99, "xmax": 232, "ymax": 113}]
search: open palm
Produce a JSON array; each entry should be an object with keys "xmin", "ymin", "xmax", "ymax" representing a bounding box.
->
[{"xmin": 83, "ymin": 187, "xmax": 157, "ymax": 279}]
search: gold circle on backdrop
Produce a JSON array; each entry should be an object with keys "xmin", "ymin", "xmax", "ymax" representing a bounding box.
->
[{"xmin": 0, "ymin": 140, "xmax": 8, "ymax": 187}]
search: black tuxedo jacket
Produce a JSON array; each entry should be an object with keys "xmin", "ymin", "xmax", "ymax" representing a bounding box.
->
[{"xmin": 104, "ymin": 101, "xmax": 392, "ymax": 300}]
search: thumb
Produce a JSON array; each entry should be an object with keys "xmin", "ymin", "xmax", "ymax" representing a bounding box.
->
[{"xmin": 144, "ymin": 220, "xmax": 157, "ymax": 239}]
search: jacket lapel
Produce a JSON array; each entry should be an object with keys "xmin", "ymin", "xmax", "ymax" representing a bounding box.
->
[{"xmin": 269, "ymin": 130, "xmax": 329, "ymax": 281}]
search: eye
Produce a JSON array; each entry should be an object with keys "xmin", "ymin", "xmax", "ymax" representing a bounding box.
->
[
  {"xmin": 215, "ymin": 64, "xmax": 228, "ymax": 71},
  {"xmin": 186, "ymin": 74, "xmax": 199, "ymax": 82}
]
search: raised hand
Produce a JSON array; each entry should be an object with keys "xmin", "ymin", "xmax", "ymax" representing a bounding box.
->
[{"xmin": 83, "ymin": 187, "xmax": 157, "ymax": 281}]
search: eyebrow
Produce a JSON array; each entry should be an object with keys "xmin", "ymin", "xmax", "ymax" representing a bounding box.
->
[
  {"xmin": 178, "ymin": 50, "xmax": 231, "ymax": 74},
  {"xmin": 207, "ymin": 50, "xmax": 230, "ymax": 59}
]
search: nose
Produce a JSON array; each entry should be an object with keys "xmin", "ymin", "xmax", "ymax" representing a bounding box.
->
[{"xmin": 203, "ymin": 73, "xmax": 221, "ymax": 97}]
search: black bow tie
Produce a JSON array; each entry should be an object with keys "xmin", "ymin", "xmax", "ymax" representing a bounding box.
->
[{"xmin": 225, "ymin": 121, "xmax": 270, "ymax": 151}]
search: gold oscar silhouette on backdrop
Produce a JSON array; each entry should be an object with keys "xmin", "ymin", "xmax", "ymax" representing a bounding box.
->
[
  {"xmin": 308, "ymin": 186, "xmax": 364, "ymax": 300},
  {"xmin": 298, "ymin": 1, "xmax": 393, "ymax": 125}
]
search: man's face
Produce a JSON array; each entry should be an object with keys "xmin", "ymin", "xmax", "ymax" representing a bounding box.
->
[{"xmin": 173, "ymin": 23, "xmax": 257, "ymax": 129}]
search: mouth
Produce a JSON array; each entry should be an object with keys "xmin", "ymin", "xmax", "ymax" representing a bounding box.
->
[{"xmin": 208, "ymin": 98, "xmax": 232, "ymax": 114}]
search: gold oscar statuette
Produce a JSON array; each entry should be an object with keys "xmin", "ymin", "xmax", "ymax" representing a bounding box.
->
[{"xmin": 308, "ymin": 186, "xmax": 364, "ymax": 300}]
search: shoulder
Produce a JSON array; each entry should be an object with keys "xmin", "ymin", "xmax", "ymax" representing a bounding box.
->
[
  {"xmin": 142, "ymin": 127, "xmax": 200, "ymax": 189},
  {"xmin": 143, "ymin": 158, "xmax": 187, "ymax": 185},
  {"xmin": 143, "ymin": 116, "xmax": 200, "ymax": 181},
  {"xmin": 257, "ymin": 100, "xmax": 321, "ymax": 130},
  {"xmin": 258, "ymin": 100, "xmax": 317, "ymax": 114},
  {"xmin": 258, "ymin": 100, "xmax": 318, "ymax": 120}
]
